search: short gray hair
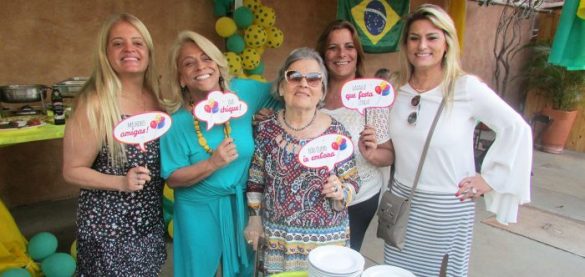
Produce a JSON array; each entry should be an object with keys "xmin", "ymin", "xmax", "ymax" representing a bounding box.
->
[{"xmin": 271, "ymin": 47, "xmax": 328, "ymax": 107}]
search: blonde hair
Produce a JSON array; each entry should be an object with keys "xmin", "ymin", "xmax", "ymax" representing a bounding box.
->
[
  {"xmin": 397, "ymin": 4, "xmax": 465, "ymax": 104},
  {"xmin": 76, "ymin": 13, "xmax": 162, "ymax": 168},
  {"xmin": 166, "ymin": 31, "xmax": 231, "ymax": 114}
]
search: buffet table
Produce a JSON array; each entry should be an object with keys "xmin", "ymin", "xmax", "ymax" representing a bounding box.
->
[{"xmin": 0, "ymin": 124, "xmax": 65, "ymax": 147}]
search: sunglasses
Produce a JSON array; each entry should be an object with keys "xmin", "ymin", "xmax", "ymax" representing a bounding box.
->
[
  {"xmin": 284, "ymin": 70, "xmax": 323, "ymax": 87},
  {"xmin": 408, "ymin": 95, "xmax": 421, "ymax": 125}
]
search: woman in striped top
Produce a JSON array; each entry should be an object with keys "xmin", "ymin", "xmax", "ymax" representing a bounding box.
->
[{"xmin": 384, "ymin": 4, "xmax": 532, "ymax": 277}]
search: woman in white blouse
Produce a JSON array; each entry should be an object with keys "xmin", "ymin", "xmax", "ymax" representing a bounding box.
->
[
  {"xmin": 384, "ymin": 4, "xmax": 532, "ymax": 277},
  {"xmin": 315, "ymin": 20, "xmax": 394, "ymax": 251}
]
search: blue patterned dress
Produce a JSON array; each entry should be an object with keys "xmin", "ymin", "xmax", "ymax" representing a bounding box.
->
[{"xmin": 247, "ymin": 115, "xmax": 360, "ymax": 274}]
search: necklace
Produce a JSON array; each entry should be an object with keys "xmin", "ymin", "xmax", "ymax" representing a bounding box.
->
[
  {"xmin": 409, "ymin": 80, "xmax": 427, "ymax": 93},
  {"xmin": 282, "ymin": 109, "xmax": 317, "ymax": 132},
  {"xmin": 409, "ymin": 79, "xmax": 437, "ymax": 93},
  {"xmin": 193, "ymin": 118, "xmax": 231, "ymax": 154}
]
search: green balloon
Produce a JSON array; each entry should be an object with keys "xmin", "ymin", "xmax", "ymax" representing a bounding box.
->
[
  {"xmin": 163, "ymin": 197, "xmax": 174, "ymax": 214},
  {"xmin": 245, "ymin": 61, "xmax": 265, "ymax": 75},
  {"xmin": 163, "ymin": 209, "xmax": 173, "ymax": 225},
  {"xmin": 227, "ymin": 34, "xmax": 245, "ymax": 54},
  {"xmin": 0, "ymin": 268, "xmax": 31, "ymax": 277},
  {"xmin": 28, "ymin": 232, "xmax": 58, "ymax": 261},
  {"xmin": 234, "ymin": 7, "xmax": 254, "ymax": 29},
  {"xmin": 41, "ymin": 253, "xmax": 76, "ymax": 277},
  {"xmin": 213, "ymin": 1, "xmax": 227, "ymax": 17}
]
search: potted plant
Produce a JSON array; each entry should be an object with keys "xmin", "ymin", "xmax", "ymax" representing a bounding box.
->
[{"xmin": 522, "ymin": 41, "xmax": 585, "ymax": 153}]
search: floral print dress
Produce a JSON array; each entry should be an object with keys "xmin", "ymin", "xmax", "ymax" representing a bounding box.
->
[{"xmin": 75, "ymin": 137, "xmax": 166, "ymax": 276}]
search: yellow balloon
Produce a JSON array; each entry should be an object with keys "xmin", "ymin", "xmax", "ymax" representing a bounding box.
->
[
  {"xmin": 241, "ymin": 48, "xmax": 260, "ymax": 70},
  {"xmin": 253, "ymin": 6, "xmax": 276, "ymax": 28},
  {"xmin": 252, "ymin": 46, "xmax": 265, "ymax": 56},
  {"xmin": 266, "ymin": 26, "xmax": 284, "ymax": 48},
  {"xmin": 243, "ymin": 0, "xmax": 262, "ymax": 12},
  {"xmin": 244, "ymin": 24, "xmax": 267, "ymax": 48},
  {"xmin": 248, "ymin": 74, "xmax": 267, "ymax": 82},
  {"xmin": 225, "ymin": 52, "xmax": 243, "ymax": 75},
  {"xmin": 163, "ymin": 183, "xmax": 174, "ymax": 202},
  {"xmin": 215, "ymin": 17, "xmax": 237, "ymax": 38},
  {"xmin": 168, "ymin": 219, "xmax": 174, "ymax": 238},
  {"xmin": 70, "ymin": 240, "xmax": 77, "ymax": 260}
]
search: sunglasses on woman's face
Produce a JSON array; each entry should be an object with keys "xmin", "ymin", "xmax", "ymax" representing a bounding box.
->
[
  {"xmin": 408, "ymin": 95, "xmax": 421, "ymax": 125},
  {"xmin": 284, "ymin": 70, "xmax": 323, "ymax": 87}
]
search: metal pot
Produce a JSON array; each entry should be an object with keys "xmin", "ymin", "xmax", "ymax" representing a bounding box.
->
[
  {"xmin": 0, "ymin": 85, "xmax": 48, "ymax": 103},
  {"xmin": 53, "ymin": 77, "xmax": 88, "ymax": 98}
]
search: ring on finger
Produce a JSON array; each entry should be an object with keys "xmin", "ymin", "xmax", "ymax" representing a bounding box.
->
[{"xmin": 471, "ymin": 187, "xmax": 478, "ymax": 196}]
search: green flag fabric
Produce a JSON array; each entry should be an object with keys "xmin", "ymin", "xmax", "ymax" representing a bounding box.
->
[
  {"xmin": 548, "ymin": 0, "xmax": 585, "ymax": 71},
  {"xmin": 337, "ymin": 0, "xmax": 409, "ymax": 53}
]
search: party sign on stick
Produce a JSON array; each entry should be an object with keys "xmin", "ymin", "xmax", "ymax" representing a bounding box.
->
[
  {"xmin": 341, "ymin": 78, "xmax": 395, "ymax": 115},
  {"xmin": 192, "ymin": 91, "xmax": 248, "ymax": 130},
  {"xmin": 298, "ymin": 134, "xmax": 354, "ymax": 172},
  {"xmin": 114, "ymin": 112, "xmax": 172, "ymax": 152}
]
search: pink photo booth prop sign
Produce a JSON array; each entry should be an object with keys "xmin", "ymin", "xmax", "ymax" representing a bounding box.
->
[
  {"xmin": 113, "ymin": 112, "xmax": 172, "ymax": 152},
  {"xmin": 298, "ymin": 134, "xmax": 354, "ymax": 172},
  {"xmin": 192, "ymin": 91, "xmax": 248, "ymax": 130},
  {"xmin": 341, "ymin": 78, "xmax": 395, "ymax": 114}
]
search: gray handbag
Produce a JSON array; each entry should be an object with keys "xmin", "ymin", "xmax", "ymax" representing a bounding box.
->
[{"xmin": 376, "ymin": 98, "xmax": 445, "ymax": 250}]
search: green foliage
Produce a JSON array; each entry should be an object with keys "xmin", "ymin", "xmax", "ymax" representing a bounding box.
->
[{"xmin": 522, "ymin": 42, "xmax": 585, "ymax": 111}]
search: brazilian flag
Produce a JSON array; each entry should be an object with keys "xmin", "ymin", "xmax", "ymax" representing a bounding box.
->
[{"xmin": 337, "ymin": 0, "xmax": 409, "ymax": 53}]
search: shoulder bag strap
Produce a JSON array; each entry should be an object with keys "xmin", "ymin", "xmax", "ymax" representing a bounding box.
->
[{"xmin": 406, "ymin": 97, "xmax": 446, "ymax": 199}]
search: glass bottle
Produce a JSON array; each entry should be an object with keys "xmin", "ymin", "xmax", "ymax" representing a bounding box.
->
[{"xmin": 52, "ymin": 89, "xmax": 65, "ymax": 125}]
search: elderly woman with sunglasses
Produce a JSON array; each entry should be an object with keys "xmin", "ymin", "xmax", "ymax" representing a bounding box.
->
[
  {"xmin": 384, "ymin": 5, "xmax": 532, "ymax": 276},
  {"xmin": 255, "ymin": 20, "xmax": 395, "ymax": 252},
  {"xmin": 244, "ymin": 47, "xmax": 360, "ymax": 274}
]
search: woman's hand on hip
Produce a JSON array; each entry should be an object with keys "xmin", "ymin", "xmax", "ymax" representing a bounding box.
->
[
  {"xmin": 244, "ymin": 215, "xmax": 264, "ymax": 251},
  {"xmin": 322, "ymin": 175, "xmax": 344, "ymax": 201},
  {"xmin": 122, "ymin": 166, "xmax": 151, "ymax": 192},
  {"xmin": 208, "ymin": 138, "xmax": 238, "ymax": 169},
  {"xmin": 456, "ymin": 173, "xmax": 493, "ymax": 201}
]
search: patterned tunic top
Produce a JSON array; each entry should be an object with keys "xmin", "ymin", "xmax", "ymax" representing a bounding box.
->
[
  {"xmin": 247, "ymin": 115, "xmax": 360, "ymax": 274},
  {"xmin": 76, "ymin": 135, "xmax": 166, "ymax": 276}
]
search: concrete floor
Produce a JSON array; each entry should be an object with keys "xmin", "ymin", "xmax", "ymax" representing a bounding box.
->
[{"xmin": 9, "ymin": 149, "xmax": 585, "ymax": 276}]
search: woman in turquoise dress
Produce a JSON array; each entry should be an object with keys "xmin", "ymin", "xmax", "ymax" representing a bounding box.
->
[{"xmin": 160, "ymin": 31, "xmax": 278, "ymax": 276}]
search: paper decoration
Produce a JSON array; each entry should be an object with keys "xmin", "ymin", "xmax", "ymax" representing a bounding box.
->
[
  {"xmin": 192, "ymin": 91, "xmax": 248, "ymax": 130},
  {"xmin": 341, "ymin": 78, "xmax": 395, "ymax": 114},
  {"xmin": 298, "ymin": 134, "xmax": 354, "ymax": 172},
  {"xmin": 114, "ymin": 112, "xmax": 172, "ymax": 151}
]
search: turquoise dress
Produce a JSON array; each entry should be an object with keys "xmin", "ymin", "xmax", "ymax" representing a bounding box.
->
[{"xmin": 160, "ymin": 79, "xmax": 277, "ymax": 277}]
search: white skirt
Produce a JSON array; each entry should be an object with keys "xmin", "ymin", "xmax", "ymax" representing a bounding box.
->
[{"xmin": 383, "ymin": 181, "xmax": 475, "ymax": 277}]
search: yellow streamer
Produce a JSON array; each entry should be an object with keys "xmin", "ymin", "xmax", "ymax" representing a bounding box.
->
[
  {"xmin": 447, "ymin": 0, "xmax": 467, "ymax": 53},
  {"xmin": 0, "ymin": 200, "xmax": 41, "ymax": 276}
]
